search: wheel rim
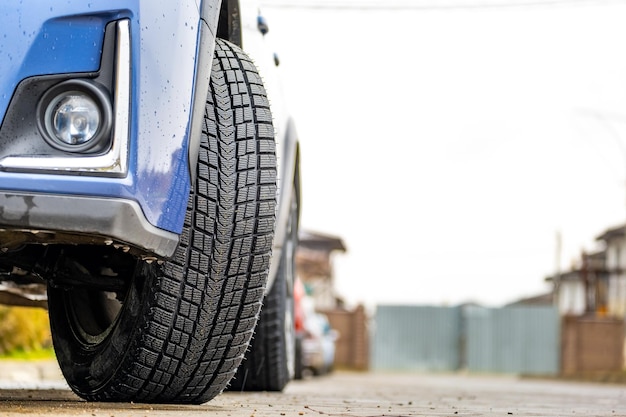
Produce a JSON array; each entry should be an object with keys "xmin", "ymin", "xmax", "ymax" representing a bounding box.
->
[
  {"xmin": 284, "ymin": 190, "xmax": 298, "ymax": 378},
  {"xmin": 65, "ymin": 288, "xmax": 125, "ymax": 346}
]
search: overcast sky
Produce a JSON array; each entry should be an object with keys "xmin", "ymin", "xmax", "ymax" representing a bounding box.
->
[{"xmin": 259, "ymin": 0, "xmax": 626, "ymax": 308}]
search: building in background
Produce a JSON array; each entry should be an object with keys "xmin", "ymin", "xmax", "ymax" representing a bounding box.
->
[
  {"xmin": 545, "ymin": 224, "xmax": 626, "ymax": 376},
  {"xmin": 597, "ymin": 225, "xmax": 626, "ymax": 318},
  {"xmin": 545, "ymin": 224, "xmax": 626, "ymax": 318},
  {"xmin": 546, "ymin": 250, "xmax": 607, "ymax": 317},
  {"xmin": 296, "ymin": 230, "xmax": 347, "ymax": 310},
  {"xmin": 296, "ymin": 230, "xmax": 369, "ymax": 371}
]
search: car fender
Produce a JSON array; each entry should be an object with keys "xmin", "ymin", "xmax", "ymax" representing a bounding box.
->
[{"xmin": 0, "ymin": 1, "xmax": 224, "ymax": 257}]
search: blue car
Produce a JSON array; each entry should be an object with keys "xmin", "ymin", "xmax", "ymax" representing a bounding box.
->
[{"xmin": 0, "ymin": 0, "xmax": 300, "ymax": 404}]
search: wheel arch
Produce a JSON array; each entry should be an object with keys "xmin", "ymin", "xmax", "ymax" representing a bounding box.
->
[
  {"xmin": 217, "ymin": 0, "xmax": 243, "ymax": 47},
  {"xmin": 188, "ymin": 0, "xmax": 243, "ymax": 184},
  {"xmin": 267, "ymin": 117, "xmax": 301, "ymax": 293}
]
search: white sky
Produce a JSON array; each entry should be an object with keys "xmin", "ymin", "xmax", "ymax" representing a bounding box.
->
[{"xmin": 259, "ymin": 0, "xmax": 626, "ymax": 307}]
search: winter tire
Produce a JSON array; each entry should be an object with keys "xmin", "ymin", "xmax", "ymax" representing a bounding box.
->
[
  {"xmin": 230, "ymin": 181, "xmax": 299, "ymax": 391},
  {"xmin": 47, "ymin": 39, "xmax": 277, "ymax": 404}
]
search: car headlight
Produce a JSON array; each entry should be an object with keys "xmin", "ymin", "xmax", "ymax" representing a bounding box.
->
[{"xmin": 37, "ymin": 79, "xmax": 112, "ymax": 153}]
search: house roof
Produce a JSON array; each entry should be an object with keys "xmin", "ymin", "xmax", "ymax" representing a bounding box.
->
[
  {"xmin": 298, "ymin": 230, "xmax": 347, "ymax": 253},
  {"xmin": 596, "ymin": 223, "xmax": 626, "ymax": 242},
  {"xmin": 545, "ymin": 269, "xmax": 582, "ymax": 283},
  {"xmin": 506, "ymin": 292, "xmax": 554, "ymax": 306}
]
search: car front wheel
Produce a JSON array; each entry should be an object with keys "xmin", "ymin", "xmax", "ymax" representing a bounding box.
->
[{"xmin": 47, "ymin": 38, "xmax": 277, "ymax": 404}]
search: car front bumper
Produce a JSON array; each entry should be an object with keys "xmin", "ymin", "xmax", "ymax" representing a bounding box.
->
[{"xmin": 0, "ymin": 1, "xmax": 218, "ymax": 257}]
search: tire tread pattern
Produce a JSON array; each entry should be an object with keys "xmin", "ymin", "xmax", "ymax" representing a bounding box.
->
[
  {"xmin": 229, "ymin": 264, "xmax": 289, "ymax": 391},
  {"xmin": 53, "ymin": 39, "xmax": 276, "ymax": 404}
]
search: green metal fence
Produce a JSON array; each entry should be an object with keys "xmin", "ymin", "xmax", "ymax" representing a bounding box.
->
[{"xmin": 372, "ymin": 304, "xmax": 560, "ymax": 375}]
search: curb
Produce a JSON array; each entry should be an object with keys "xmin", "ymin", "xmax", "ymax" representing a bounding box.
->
[{"xmin": 0, "ymin": 359, "xmax": 63, "ymax": 383}]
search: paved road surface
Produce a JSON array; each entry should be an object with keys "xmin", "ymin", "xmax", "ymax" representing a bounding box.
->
[{"xmin": 0, "ymin": 361, "xmax": 625, "ymax": 416}]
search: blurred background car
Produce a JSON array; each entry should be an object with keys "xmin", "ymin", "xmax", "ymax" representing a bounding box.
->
[{"xmin": 294, "ymin": 277, "xmax": 338, "ymax": 378}]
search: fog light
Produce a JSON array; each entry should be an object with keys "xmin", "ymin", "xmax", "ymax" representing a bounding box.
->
[
  {"xmin": 37, "ymin": 80, "xmax": 112, "ymax": 153},
  {"xmin": 52, "ymin": 95, "xmax": 100, "ymax": 145}
]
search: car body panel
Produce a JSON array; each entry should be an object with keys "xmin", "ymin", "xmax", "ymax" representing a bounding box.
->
[
  {"xmin": 0, "ymin": 1, "xmax": 218, "ymax": 256},
  {"xmin": 0, "ymin": 0, "xmax": 299, "ymax": 291},
  {"xmin": 0, "ymin": 1, "xmax": 204, "ymax": 226},
  {"xmin": 239, "ymin": 2, "xmax": 300, "ymax": 289}
]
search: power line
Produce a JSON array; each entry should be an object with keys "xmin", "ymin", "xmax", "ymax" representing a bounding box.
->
[{"xmin": 259, "ymin": 0, "xmax": 624, "ymax": 10}]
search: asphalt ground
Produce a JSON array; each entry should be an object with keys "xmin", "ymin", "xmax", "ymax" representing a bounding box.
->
[{"xmin": 0, "ymin": 360, "xmax": 625, "ymax": 416}]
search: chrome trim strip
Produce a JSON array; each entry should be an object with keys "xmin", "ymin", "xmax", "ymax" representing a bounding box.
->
[{"xmin": 0, "ymin": 19, "xmax": 131, "ymax": 176}]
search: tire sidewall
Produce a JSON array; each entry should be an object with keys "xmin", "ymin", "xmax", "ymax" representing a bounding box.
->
[{"xmin": 48, "ymin": 262, "xmax": 156, "ymax": 399}]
